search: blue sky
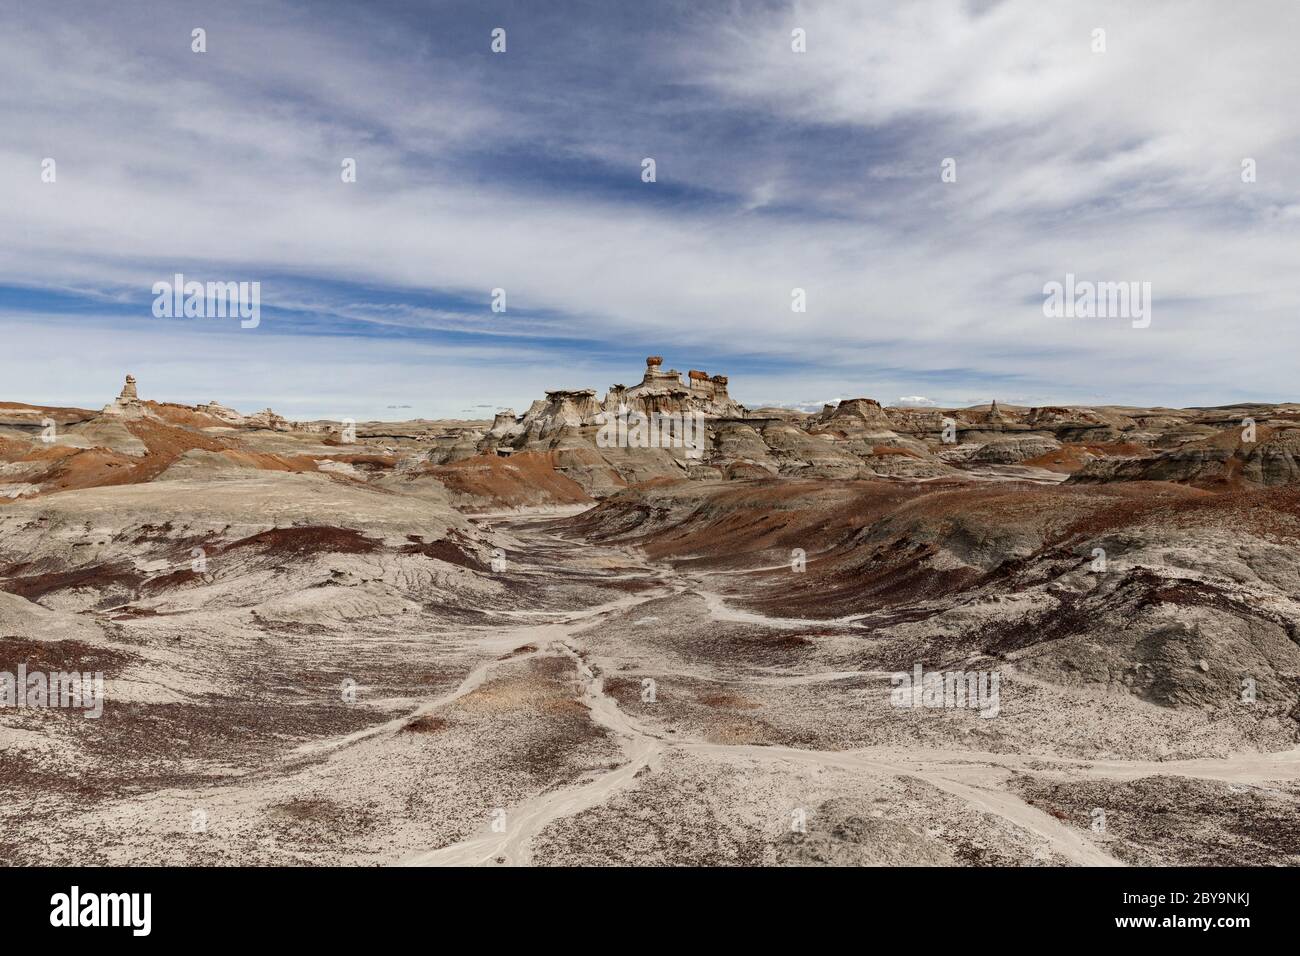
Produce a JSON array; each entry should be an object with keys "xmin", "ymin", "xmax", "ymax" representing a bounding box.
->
[{"xmin": 2, "ymin": 0, "xmax": 1299, "ymax": 419}]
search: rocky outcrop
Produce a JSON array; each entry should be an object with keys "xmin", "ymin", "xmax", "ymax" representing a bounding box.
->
[
  {"xmin": 963, "ymin": 435, "xmax": 1062, "ymax": 464},
  {"xmin": 487, "ymin": 409, "xmax": 520, "ymax": 439},
  {"xmin": 195, "ymin": 400, "xmax": 244, "ymax": 425},
  {"xmin": 1070, "ymin": 427, "xmax": 1300, "ymax": 488},
  {"xmin": 813, "ymin": 398, "xmax": 894, "ymax": 431},
  {"xmin": 471, "ymin": 363, "xmax": 1192, "ymax": 493},
  {"xmin": 244, "ymin": 408, "xmax": 291, "ymax": 431},
  {"xmin": 101, "ymin": 374, "xmax": 147, "ymax": 419},
  {"xmin": 886, "ymin": 406, "xmax": 948, "ymax": 435},
  {"xmin": 59, "ymin": 369, "xmax": 1300, "ymax": 499},
  {"xmin": 429, "ymin": 429, "xmax": 488, "ymax": 464},
  {"xmin": 603, "ymin": 356, "xmax": 744, "ymax": 420}
]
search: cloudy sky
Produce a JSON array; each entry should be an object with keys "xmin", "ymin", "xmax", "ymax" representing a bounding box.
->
[{"xmin": 3, "ymin": 0, "xmax": 1298, "ymax": 419}]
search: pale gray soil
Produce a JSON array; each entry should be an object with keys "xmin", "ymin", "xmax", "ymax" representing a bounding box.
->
[{"xmin": 5, "ymin": 499, "xmax": 1298, "ymax": 867}]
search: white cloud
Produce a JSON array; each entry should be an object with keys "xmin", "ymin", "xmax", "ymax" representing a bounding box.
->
[{"xmin": 2, "ymin": 0, "xmax": 1298, "ymax": 410}]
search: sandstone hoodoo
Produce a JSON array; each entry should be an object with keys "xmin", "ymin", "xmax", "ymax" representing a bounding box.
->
[
  {"xmin": 101, "ymin": 373, "xmax": 145, "ymax": 418},
  {"xmin": 608, "ymin": 355, "xmax": 744, "ymax": 419}
]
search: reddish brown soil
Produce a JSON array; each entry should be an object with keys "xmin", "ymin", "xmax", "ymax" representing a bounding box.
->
[
  {"xmin": 398, "ymin": 535, "xmax": 487, "ymax": 570},
  {"xmin": 1022, "ymin": 441, "xmax": 1151, "ymax": 473},
  {"xmin": 0, "ymin": 412, "xmax": 369, "ymax": 503},
  {"xmin": 0, "ymin": 401, "xmax": 97, "ymax": 424},
  {"xmin": 0, "ymin": 419, "xmax": 236, "ymax": 497},
  {"xmin": 400, "ymin": 715, "xmax": 449, "ymax": 734},
  {"xmin": 0, "ymin": 637, "xmax": 134, "ymax": 675},
  {"xmin": 1, "ymin": 560, "xmax": 144, "ymax": 602},
  {"xmin": 139, "ymin": 568, "xmax": 206, "ymax": 594},
  {"xmin": 220, "ymin": 526, "xmax": 382, "ymax": 557},
  {"xmin": 0, "ymin": 436, "xmax": 25, "ymax": 459},
  {"xmin": 569, "ymin": 478, "xmax": 922, "ymax": 563},
  {"xmin": 420, "ymin": 452, "xmax": 590, "ymax": 509},
  {"xmin": 143, "ymin": 402, "xmax": 231, "ymax": 429},
  {"xmin": 204, "ymin": 449, "xmax": 317, "ymax": 472},
  {"xmin": 697, "ymin": 692, "xmax": 761, "ymax": 710}
]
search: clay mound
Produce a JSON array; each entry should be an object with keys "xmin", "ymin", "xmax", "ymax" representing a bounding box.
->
[
  {"xmin": 0, "ymin": 590, "xmax": 105, "ymax": 641},
  {"xmin": 220, "ymin": 525, "xmax": 383, "ymax": 557},
  {"xmin": 62, "ymin": 419, "xmax": 151, "ymax": 456},
  {"xmin": 398, "ymin": 535, "xmax": 488, "ymax": 570},
  {"xmin": 828, "ymin": 398, "xmax": 893, "ymax": 427},
  {"xmin": 157, "ymin": 448, "xmax": 314, "ymax": 479},
  {"xmin": 737, "ymin": 482, "xmax": 1193, "ymax": 614},
  {"xmin": 47, "ymin": 419, "xmax": 232, "ymax": 492},
  {"xmin": 0, "ymin": 472, "xmax": 488, "ymax": 626},
  {"xmin": 1070, "ymin": 425, "xmax": 1300, "ymax": 488},
  {"xmin": 746, "ymin": 407, "xmax": 810, "ymax": 421},
  {"xmin": 144, "ymin": 401, "xmax": 236, "ymax": 429},
  {"xmin": 0, "ymin": 401, "xmax": 97, "ymax": 427},
  {"xmin": 0, "ymin": 418, "xmax": 342, "ymax": 498},
  {"xmin": 416, "ymin": 451, "xmax": 591, "ymax": 511},
  {"xmin": 0, "ymin": 552, "xmax": 147, "ymax": 603},
  {"xmin": 724, "ymin": 461, "xmax": 778, "ymax": 480},
  {"xmin": 1022, "ymin": 441, "xmax": 1150, "ymax": 474},
  {"xmin": 4, "ymin": 445, "xmax": 140, "ymax": 497},
  {"xmin": 964, "ymin": 436, "xmax": 1061, "ymax": 464},
  {"xmin": 567, "ymin": 477, "xmax": 921, "ymax": 566}
]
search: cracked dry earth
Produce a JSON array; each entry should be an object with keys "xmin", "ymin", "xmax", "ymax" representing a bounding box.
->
[{"xmin": 3, "ymin": 488, "xmax": 1300, "ymax": 866}]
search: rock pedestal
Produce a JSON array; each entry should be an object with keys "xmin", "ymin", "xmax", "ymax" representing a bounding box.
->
[{"xmin": 102, "ymin": 374, "xmax": 146, "ymax": 418}]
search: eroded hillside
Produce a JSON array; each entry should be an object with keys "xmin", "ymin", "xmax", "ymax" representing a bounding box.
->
[{"xmin": 3, "ymin": 371, "xmax": 1299, "ymax": 866}]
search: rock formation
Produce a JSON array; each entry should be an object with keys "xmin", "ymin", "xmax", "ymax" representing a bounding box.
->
[
  {"xmin": 70, "ymin": 366, "xmax": 1300, "ymax": 500},
  {"xmin": 603, "ymin": 356, "xmax": 744, "ymax": 420},
  {"xmin": 102, "ymin": 373, "xmax": 146, "ymax": 418},
  {"xmin": 487, "ymin": 409, "xmax": 519, "ymax": 439},
  {"xmin": 244, "ymin": 408, "xmax": 291, "ymax": 431},
  {"xmin": 470, "ymin": 358, "xmax": 970, "ymax": 490},
  {"xmin": 196, "ymin": 400, "xmax": 245, "ymax": 425},
  {"xmin": 480, "ymin": 356, "xmax": 746, "ymax": 462}
]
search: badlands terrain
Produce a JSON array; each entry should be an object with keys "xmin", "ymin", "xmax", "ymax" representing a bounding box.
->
[{"xmin": 3, "ymin": 360, "xmax": 1300, "ymax": 866}]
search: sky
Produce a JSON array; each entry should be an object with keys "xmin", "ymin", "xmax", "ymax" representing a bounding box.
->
[{"xmin": 2, "ymin": 0, "xmax": 1299, "ymax": 419}]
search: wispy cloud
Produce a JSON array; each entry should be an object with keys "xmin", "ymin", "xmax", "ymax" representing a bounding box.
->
[{"xmin": 3, "ymin": 0, "xmax": 1298, "ymax": 415}]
